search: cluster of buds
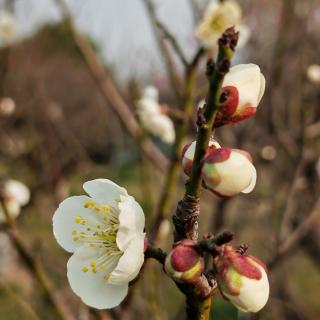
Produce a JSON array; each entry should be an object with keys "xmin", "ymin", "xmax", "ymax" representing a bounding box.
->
[
  {"xmin": 182, "ymin": 63, "xmax": 265, "ymax": 197},
  {"xmin": 164, "ymin": 238, "xmax": 269, "ymax": 313}
]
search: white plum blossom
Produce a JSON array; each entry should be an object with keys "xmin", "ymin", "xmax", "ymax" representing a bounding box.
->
[
  {"xmin": 0, "ymin": 179, "xmax": 30, "ymax": 223},
  {"xmin": 0, "ymin": 11, "xmax": 16, "ymax": 47},
  {"xmin": 215, "ymin": 64, "xmax": 265, "ymax": 127},
  {"xmin": 307, "ymin": 64, "xmax": 320, "ymax": 84},
  {"xmin": 137, "ymin": 86, "xmax": 175, "ymax": 144},
  {"xmin": 196, "ymin": 0, "xmax": 250, "ymax": 50},
  {"xmin": 53, "ymin": 179, "xmax": 145, "ymax": 309}
]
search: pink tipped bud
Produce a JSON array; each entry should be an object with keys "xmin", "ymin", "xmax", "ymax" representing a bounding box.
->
[
  {"xmin": 202, "ymin": 148, "xmax": 256, "ymax": 197},
  {"xmin": 214, "ymin": 64, "xmax": 265, "ymax": 127},
  {"xmin": 182, "ymin": 140, "xmax": 221, "ymax": 176},
  {"xmin": 164, "ymin": 240, "xmax": 204, "ymax": 284},
  {"xmin": 214, "ymin": 245, "xmax": 269, "ymax": 313}
]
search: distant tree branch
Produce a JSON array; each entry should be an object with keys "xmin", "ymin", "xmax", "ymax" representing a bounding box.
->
[{"xmin": 54, "ymin": 0, "xmax": 169, "ymax": 171}]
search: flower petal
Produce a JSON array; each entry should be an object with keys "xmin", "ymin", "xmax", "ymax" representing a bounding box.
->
[
  {"xmin": 53, "ymin": 195, "xmax": 101, "ymax": 252},
  {"xmin": 109, "ymin": 234, "xmax": 145, "ymax": 285},
  {"xmin": 67, "ymin": 247, "xmax": 128, "ymax": 309},
  {"xmin": 213, "ymin": 151, "xmax": 256, "ymax": 196},
  {"xmin": 223, "ymin": 64, "xmax": 262, "ymax": 108},
  {"xmin": 117, "ymin": 196, "xmax": 145, "ymax": 251},
  {"xmin": 242, "ymin": 163, "xmax": 257, "ymax": 194},
  {"xmin": 83, "ymin": 179, "xmax": 128, "ymax": 207},
  {"xmin": 223, "ymin": 264, "xmax": 269, "ymax": 312},
  {"xmin": 257, "ymin": 73, "xmax": 266, "ymax": 105}
]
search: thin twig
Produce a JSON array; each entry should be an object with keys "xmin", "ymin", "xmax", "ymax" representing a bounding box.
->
[
  {"xmin": 0, "ymin": 199, "xmax": 73, "ymax": 320},
  {"xmin": 142, "ymin": 0, "xmax": 183, "ymax": 99},
  {"xmin": 269, "ymin": 196, "xmax": 320, "ymax": 269},
  {"xmin": 155, "ymin": 20, "xmax": 188, "ymax": 68},
  {"xmin": 0, "ymin": 281, "xmax": 40, "ymax": 320},
  {"xmin": 54, "ymin": 0, "xmax": 168, "ymax": 171}
]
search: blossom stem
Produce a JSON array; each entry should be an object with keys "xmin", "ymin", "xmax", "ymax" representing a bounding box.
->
[
  {"xmin": 186, "ymin": 294, "xmax": 212, "ymax": 320},
  {"xmin": 145, "ymin": 245, "xmax": 167, "ymax": 264},
  {"xmin": 152, "ymin": 52, "xmax": 203, "ymax": 239},
  {"xmin": 173, "ymin": 27, "xmax": 238, "ymax": 242},
  {"xmin": 143, "ymin": 0, "xmax": 184, "ymax": 100},
  {"xmin": 172, "ymin": 27, "xmax": 238, "ymax": 320},
  {"xmin": 199, "ymin": 231, "xmax": 234, "ymax": 253}
]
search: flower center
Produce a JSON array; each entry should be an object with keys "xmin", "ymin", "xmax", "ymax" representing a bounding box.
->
[{"xmin": 72, "ymin": 200, "xmax": 123, "ymax": 279}]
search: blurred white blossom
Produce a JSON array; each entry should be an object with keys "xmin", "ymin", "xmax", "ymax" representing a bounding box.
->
[
  {"xmin": 0, "ymin": 11, "xmax": 17, "ymax": 47},
  {"xmin": 137, "ymin": 86, "xmax": 175, "ymax": 144},
  {"xmin": 53, "ymin": 179, "xmax": 145, "ymax": 309},
  {"xmin": 0, "ymin": 179, "xmax": 30, "ymax": 223},
  {"xmin": 0, "ymin": 97, "xmax": 15, "ymax": 116},
  {"xmin": 196, "ymin": 0, "xmax": 250, "ymax": 49},
  {"xmin": 307, "ymin": 65, "xmax": 320, "ymax": 84}
]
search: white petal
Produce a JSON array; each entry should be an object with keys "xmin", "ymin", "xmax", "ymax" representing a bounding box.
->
[
  {"xmin": 223, "ymin": 64, "xmax": 263, "ymax": 108},
  {"xmin": 83, "ymin": 179, "xmax": 128, "ymax": 207},
  {"xmin": 53, "ymin": 195, "xmax": 101, "ymax": 252},
  {"xmin": 224, "ymin": 265, "xmax": 269, "ymax": 312},
  {"xmin": 213, "ymin": 152, "xmax": 256, "ymax": 196},
  {"xmin": 67, "ymin": 247, "xmax": 128, "ymax": 309},
  {"xmin": 117, "ymin": 196, "xmax": 145, "ymax": 251},
  {"xmin": 147, "ymin": 114, "xmax": 176, "ymax": 144},
  {"xmin": 241, "ymin": 163, "xmax": 257, "ymax": 194},
  {"xmin": 137, "ymin": 98, "xmax": 160, "ymax": 117},
  {"xmin": 257, "ymin": 73, "xmax": 266, "ymax": 105},
  {"xmin": 109, "ymin": 234, "xmax": 145, "ymax": 285},
  {"xmin": 143, "ymin": 86, "xmax": 159, "ymax": 101}
]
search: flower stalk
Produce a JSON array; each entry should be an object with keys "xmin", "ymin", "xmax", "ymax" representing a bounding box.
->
[
  {"xmin": 171, "ymin": 27, "xmax": 238, "ymax": 320},
  {"xmin": 173, "ymin": 27, "xmax": 238, "ymax": 242}
]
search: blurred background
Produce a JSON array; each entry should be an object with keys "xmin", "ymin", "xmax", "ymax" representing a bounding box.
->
[{"xmin": 0, "ymin": 0, "xmax": 320, "ymax": 319}]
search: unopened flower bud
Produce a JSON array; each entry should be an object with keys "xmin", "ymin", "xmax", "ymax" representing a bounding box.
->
[
  {"xmin": 164, "ymin": 240, "xmax": 204, "ymax": 284},
  {"xmin": 202, "ymin": 147, "xmax": 256, "ymax": 197},
  {"xmin": 182, "ymin": 140, "xmax": 221, "ymax": 176},
  {"xmin": 214, "ymin": 245, "xmax": 269, "ymax": 313},
  {"xmin": 215, "ymin": 64, "xmax": 265, "ymax": 127}
]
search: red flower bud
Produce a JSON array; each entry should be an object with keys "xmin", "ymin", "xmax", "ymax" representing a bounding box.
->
[{"xmin": 164, "ymin": 240, "xmax": 204, "ymax": 284}]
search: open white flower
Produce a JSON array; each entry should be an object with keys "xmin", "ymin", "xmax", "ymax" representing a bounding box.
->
[
  {"xmin": 137, "ymin": 86, "xmax": 176, "ymax": 144},
  {"xmin": 53, "ymin": 179, "xmax": 145, "ymax": 309},
  {"xmin": 196, "ymin": 0, "xmax": 250, "ymax": 49},
  {"xmin": 0, "ymin": 11, "xmax": 16, "ymax": 47},
  {"xmin": 0, "ymin": 179, "xmax": 30, "ymax": 223}
]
